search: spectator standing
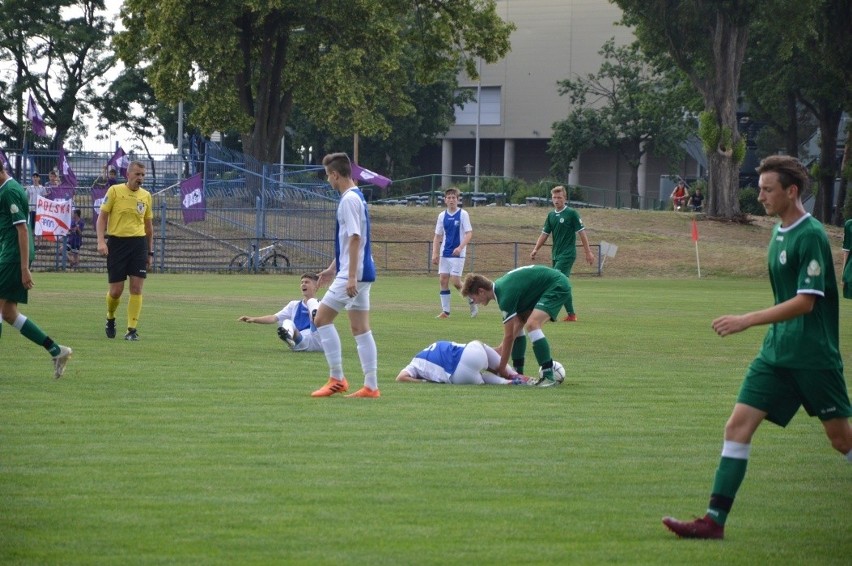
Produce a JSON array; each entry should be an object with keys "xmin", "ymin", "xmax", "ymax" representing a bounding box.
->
[
  {"xmin": 67, "ymin": 209, "xmax": 84, "ymax": 269},
  {"xmin": 25, "ymin": 172, "xmax": 49, "ymax": 230}
]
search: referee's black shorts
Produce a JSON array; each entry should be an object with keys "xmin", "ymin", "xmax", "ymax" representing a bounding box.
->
[{"xmin": 107, "ymin": 236, "xmax": 148, "ymax": 283}]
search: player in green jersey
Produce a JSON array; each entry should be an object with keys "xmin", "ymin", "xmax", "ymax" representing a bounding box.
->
[
  {"xmin": 0, "ymin": 162, "xmax": 72, "ymax": 378},
  {"xmin": 529, "ymin": 186, "xmax": 594, "ymax": 321},
  {"xmin": 663, "ymin": 155, "xmax": 852, "ymax": 540},
  {"xmin": 461, "ymin": 264, "xmax": 570, "ymax": 386}
]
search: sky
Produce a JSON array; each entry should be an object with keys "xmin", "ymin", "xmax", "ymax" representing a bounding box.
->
[{"xmin": 79, "ymin": 0, "xmax": 176, "ymax": 156}]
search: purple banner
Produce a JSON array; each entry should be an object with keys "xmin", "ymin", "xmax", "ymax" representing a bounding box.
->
[
  {"xmin": 27, "ymin": 94, "xmax": 47, "ymax": 137},
  {"xmin": 180, "ymin": 173, "xmax": 205, "ymax": 224},
  {"xmin": 351, "ymin": 162, "xmax": 392, "ymax": 189},
  {"xmin": 91, "ymin": 186, "xmax": 108, "ymax": 225},
  {"xmin": 57, "ymin": 147, "xmax": 78, "ymax": 198},
  {"xmin": 0, "ymin": 148, "xmax": 11, "ymax": 173},
  {"xmin": 107, "ymin": 146, "xmax": 129, "ymax": 179}
]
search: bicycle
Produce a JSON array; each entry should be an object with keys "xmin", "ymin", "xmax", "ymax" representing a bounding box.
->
[{"xmin": 228, "ymin": 240, "xmax": 291, "ymax": 272}]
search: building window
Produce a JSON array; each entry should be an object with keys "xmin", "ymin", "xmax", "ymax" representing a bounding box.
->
[{"xmin": 454, "ymin": 87, "xmax": 501, "ymax": 125}]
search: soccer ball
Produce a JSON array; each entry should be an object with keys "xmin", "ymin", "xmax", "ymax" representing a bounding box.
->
[{"xmin": 539, "ymin": 361, "xmax": 565, "ymax": 384}]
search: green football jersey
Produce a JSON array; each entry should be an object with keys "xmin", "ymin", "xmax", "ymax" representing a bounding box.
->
[
  {"xmin": 760, "ymin": 214, "xmax": 841, "ymax": 369},
  {"xmin": 542, "ymin": 206, "xmax": 584, "ymax": 262},
  {"xmin": 493, "ymin": 264, "xmax": 569, "ymax": 323},
  {"xmin": 0, "ymin": 177, "xmax": 35, "ymax": 264}
]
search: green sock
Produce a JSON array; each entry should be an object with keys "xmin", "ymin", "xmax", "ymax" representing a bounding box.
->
[
  {"xmin": 20, "ymin": 319, "xmax": 60, "ymax": 356},
  {"xmin": 707, "ymin": 456, "xmax": 748, "ymax": 525},
  {"xmin": 531, "ymin": 337, "xmax": 553, "ymax": 379},
  {"xmin": 511, "ymin": 335, "xmax": 527, "ymax": 373},
  {"xmin": 564, "ymin": 288, "xmax": 575, "ymax": 315}
]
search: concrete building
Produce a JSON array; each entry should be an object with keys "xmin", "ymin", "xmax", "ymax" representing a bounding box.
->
[{"xmin": 418, "ymin": 0, "xmax": 700, "ymax": 204}]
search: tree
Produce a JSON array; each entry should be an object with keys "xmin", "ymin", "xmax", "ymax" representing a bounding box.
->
[
  {"xmin": 0, "ymin": 0, "xmax": 115, "ymax": 151},
  {"xmin": 116, "ymin": 0, "xmax": 514, "ymax": 172},
  {"xmin": 548, "ymin": 39, "xmax": 698, "ymax": 204},
  {"xmin": 739, "ymin": 0, "xmax": 851, "ymax": 224},
  {"xmin": 615, "ymin": 0, "xmax": 755, "ymax": 219}
]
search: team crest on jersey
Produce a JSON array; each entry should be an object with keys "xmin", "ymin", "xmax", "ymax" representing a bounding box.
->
[
  {"xmin": 807, "ymin": 259, "xmax": 821, "ymax": 277},
  {"xmin": 559, "ymin": 218, "xmax": 565, "ymax": 223},
  {"xmin": 137, "ymin": 201, "xmax": 145, "ymax": 214},
  {"xmin": 779, "ymin": 250, "xmax": 787, "ymax": 265},
  {"xmin": 10, "ymin": 203, "xmax": 18, "ymax": 214}
]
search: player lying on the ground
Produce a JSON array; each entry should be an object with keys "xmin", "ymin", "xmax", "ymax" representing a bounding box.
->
[
  {"xmin": 237, "ymin": 273, "xmax": 323, "ymax": 352},
  {"xmin": 396, "ymin": 340, "xmax": 534, "ymax": 385}
]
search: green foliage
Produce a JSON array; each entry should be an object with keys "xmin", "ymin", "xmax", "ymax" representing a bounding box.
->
[
  {"xmin": 2, "ymin": 274, "xmax": 850, "ymax": 563},
  {"xmin": 548, "ymin": 38, "xmax": 696, "ymax": 190},
  {"xmin": 0, "ymin": 0, "xmax": 116, "ymax": 147},
  {"xmin": 116, "ymin": 1, "xmax": 514, "ymax": 164},
  {"xmin": 738, "ymin": 186, "xmax": 765, "ymax": 216}
]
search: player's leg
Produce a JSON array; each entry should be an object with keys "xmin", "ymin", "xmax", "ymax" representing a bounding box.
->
[
  {"xmin": 553, "ymin": 257, "xmax": 577, "ymax": 320},
  {"xmin": 449, "ymin": 259, "xmax": 477, "ymax": 317},
  {"xmin": 664, "ymin": 359, "xmax": 793, "ymax": 539},
  {"xmin": 312, "ymin": 283, "xmax": 347, "ymax": 396},
  {"xmin": 523, "ymin": 309, "xmax": 558, "ymax": 385},
  {"xmin": 802, "ymin": 366, "xmax": 852, "ymax": 460},
  {"xmin": 822, "ymin": 418, "xmax": 852, "ymax": 461},
  {"xmin": 124, "ymin": 238, "xmax": 148, "ymax": 340},
  {"xmin": 437, "ymin": 268, "xmax": 451, "ymax": 317},
  {"xmin": 449, "ymin": 341, "xmax": 488, "ymax": 385},
  {"xmin": 344, "ymin": 283, "xmax": 379, "ymax": 398},
  {"xmin": 104, "ymin": 238, "xmax": 129, "ymax": 339},
  {"xmin": 2, "ymin": 300, "xmax": 71, "ymax": 379}
]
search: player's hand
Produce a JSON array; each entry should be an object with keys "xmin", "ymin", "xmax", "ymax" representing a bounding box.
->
[
  {"xmin": 317, "ymin": 268, "xmax": 333, "ymax": 287},
  {"xmin": 452, "ymin": 247, "xmax": 461, "ymax": 257},
  {"xmin": 530, "ymin": 249, "xmax": 537, "ymax": 260},
  {"xmin": 21, "ymin": 267, "xmax": 34, "ymax": 290},
  {"xmin": 237, "ymin": 316, "xmax": 249, "ymax": 322},
  {"xmin": 346, "ymin": 280, "xmax": 358, "ymax": 297},
  {"xmin": 97, "ymin": 242, "xmax": 108, "ymax": 256},
  {"xmin": 585, "ymin": 250, "xmax": 595, "ymax": 265},
  {"xmin": 431, "ymin": 256, "xmax": 438, "ymax": 265},
  {"xmin": 712, "ymin": 315, "xmax": 748, "ymax": 337}
]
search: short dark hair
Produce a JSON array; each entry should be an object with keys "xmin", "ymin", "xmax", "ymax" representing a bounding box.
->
[
  {"xmin": 756, "ymin": 155, "xmax": 809, "ymax": 194},
  {"xmin": 322, "ymin": 152, "xmax": 351, "ymax": 178},
  {"xmin": 301, "ymin": 272, "xmax": 319, "ymax": 282}
]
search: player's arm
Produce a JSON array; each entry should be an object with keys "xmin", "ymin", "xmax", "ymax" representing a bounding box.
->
[
  {"xmin": 145, "ymin": 217, "xmax": 154, "ymax": 265},
  {"xmin": 578, "ymin": 229, "xmax": 595, "ymax": 265},
  {"xmin": 395, "ymin": 370, "xmax": 423, "ymax": 383},
  {"xmin": 711, "ymin": 293, "xmax": 816, "ymax": 337},
  {"xmin": 346, "ymin": 233, "xmax": 360, "ymax": 295},
  {"xmin": 16, "ymin": 223, "xmax": 33, "ymax": 289},
  {"xmin": 96, "ymin": 209, "xmax": 109, "ymax": 255},
  {"xmin": 237, "ymin": 315, "xmax": 278, "ymax": 324},
  {"xmin": 431, "ymin": 232, "xmax": 441, "ymax": 264},
  {"xmin": 530, "ymin": 232, "xmax": 549, "ymax": 260},
  {"xmin": 455, "ymin": 228, "xmax": 473, "ymax": 256}
]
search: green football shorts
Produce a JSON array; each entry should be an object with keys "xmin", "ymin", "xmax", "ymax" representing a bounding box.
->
[
  {"xmin": 0, "ymin": 262, "xmax": 28, "ymax": 304},
  {"xmin": 533, "ymin": 276, "xmax": 572, "ymax": 321},
  {"xmin": 738, "ymin": 357, "xmax": 851, "ymax": 426}
]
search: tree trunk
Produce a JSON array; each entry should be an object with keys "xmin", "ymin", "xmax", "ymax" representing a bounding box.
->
[
  {"xmin": 784, "ymin": 91, "xmax": 799, "ymax": 157},
  {"xmin": 811, "ymin": 103, "xmax": 842, "ymax": 223},
  {"xmin": 701, "ymin": 11, "xmax": 748, "ymax": 219},
  {"xmin": 832, "ymin": 125, "xmax": 851, "ymax": 225}
]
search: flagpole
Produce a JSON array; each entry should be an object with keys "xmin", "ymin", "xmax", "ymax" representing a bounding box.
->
[{"xmin": 695, "ymin": 240, "xmax": 701, "ymax": 278}]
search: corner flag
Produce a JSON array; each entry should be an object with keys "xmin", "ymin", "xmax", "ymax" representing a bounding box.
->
[{"xmin": 692, "ymin": 218, "xmax": 701, "ymax": 277}]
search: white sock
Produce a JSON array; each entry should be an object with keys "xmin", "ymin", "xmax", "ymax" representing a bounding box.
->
[
  {"xmin": 317, "ymin": 324, "xmax": 344, "ymax": 379},
  {"xmin": 440, "ymin": 291, "xmax": 451, "ymax": 313},
  {"xmin": 12, "ymin": 314, "xmax": 27, "ymax": 330},
  {"xmin": 355, "ymin": 331, "xmax": 378, "ymax": 390}
]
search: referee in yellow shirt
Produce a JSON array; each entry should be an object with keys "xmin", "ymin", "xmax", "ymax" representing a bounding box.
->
[{"xmin": 96, "ymin": 161, "xmax": 153, "ymax": 340}]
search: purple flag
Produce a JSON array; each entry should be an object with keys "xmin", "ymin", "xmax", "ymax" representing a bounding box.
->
[
  {"xmin": 107, "ymin": 146, "xmax": 129, "ymax": 179},
  {"xmin": 91, "ymin": 186, "xmax": 108, "ymax": 225},
  {"xmin": 351, "ymin": 162, "xmax": 392, "ymax": 189},
  {"xmin": 27, "ymin": 94, "xmax": 47, "ymax": 137},
  {"xmin": 180, "ymin": 173, "xmax": 205, "ymax": 223},
  {"xmin": 0, "ymin": 149, "xmax": 11, "ymax": 173},
  {"xmin": 53, "ymin": 147, "xmax": 77, "ymax": 200}
]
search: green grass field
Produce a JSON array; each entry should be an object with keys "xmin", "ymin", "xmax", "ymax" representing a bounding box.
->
[{"xmin": 1, "ymin": 273, "xmax": 851, "ymax": 564}]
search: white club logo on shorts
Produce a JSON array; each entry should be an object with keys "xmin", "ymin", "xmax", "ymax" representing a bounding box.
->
[
  {"xmin": 779, "ymin": 250, "xmax": 787, "ymax": 265},
  {"xmin": 807, "ymin": 259, "xmax": 821, "ymax": 277}
]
